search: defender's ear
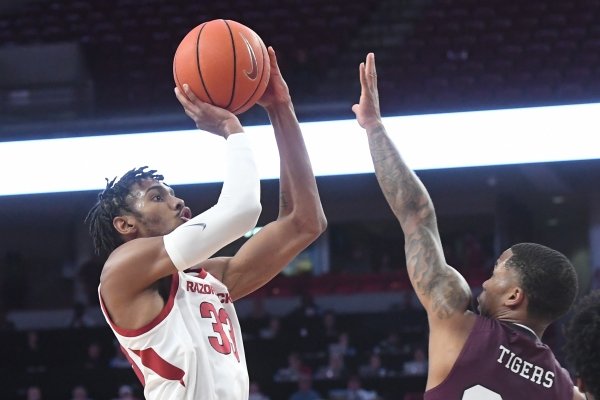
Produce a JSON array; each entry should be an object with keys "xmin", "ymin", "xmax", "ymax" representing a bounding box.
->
[
  {"xmin": 505, "ymin": 286, "xmax": 525, "ymax": 307},
  {"xmin": 113, "ymin": 215, "xmax": 137, "ymax": 235}
]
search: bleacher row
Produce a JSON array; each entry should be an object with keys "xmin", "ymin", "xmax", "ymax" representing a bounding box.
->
[
  {"xmin": 251, "ymin": 271, "xmax": 488, "ymax": 299},
  {"xmin": 2, "ymin": 309, "xmax": 429, "ymax": 400},
  {"xmin": 1, "ymin": 0, "xmax": 599, "ymax": 127}
]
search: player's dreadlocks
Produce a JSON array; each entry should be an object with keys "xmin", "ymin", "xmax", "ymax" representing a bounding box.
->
[
  {"xmin": 85, "ymin": 166, "xmax": 164, "ymax": 255},
  {"xmin": 564, "ymin": 290, "xmax": 600, "ymax": 399}
]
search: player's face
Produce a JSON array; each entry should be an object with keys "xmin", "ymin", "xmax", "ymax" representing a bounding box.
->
[
  {"xmin": 477, "ymin": 249, "xmax": 520, "ymax": 317},
  {"xmin": 126, "ymin": 179, "xmax": 192, "ymax": 238}
]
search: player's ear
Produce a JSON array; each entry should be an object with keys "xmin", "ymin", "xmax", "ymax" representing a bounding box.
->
[
  {"xmin": 113, "ymin": 215, "xmax": 137, "ymax": 235},
  {"xmin": 505, "ymin": 286, "xmax": 525, "ymax": 307}
]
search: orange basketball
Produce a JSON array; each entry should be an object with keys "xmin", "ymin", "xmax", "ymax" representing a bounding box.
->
[{"xmin": 173, "ymin": 19, "xmax": 270, "ymax": 115}]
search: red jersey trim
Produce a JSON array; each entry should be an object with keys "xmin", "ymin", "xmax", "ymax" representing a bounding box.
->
[
  {"xmin": 99, "ymin": 273, "xmax": 180, "ymax": 337},
  {"xmin": 187, "ymin": 267, "xmax": 208, "ymax": 279}
]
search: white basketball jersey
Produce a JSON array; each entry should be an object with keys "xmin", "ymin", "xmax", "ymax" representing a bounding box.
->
[{"xmin": 99, "ymin": 269, "xmax": 248, "ymax": 400}]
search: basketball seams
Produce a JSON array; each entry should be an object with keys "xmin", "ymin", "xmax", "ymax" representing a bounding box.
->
[
  {"xmin": 196, "ymin": 23, "xmax": 214, "ymax": 105},
  {"xmin": 173, "ymin": 47, "xmax": 183, "ymax": 93},
  {"xmin": 222, "ymin": 20, "xmax": 236, "ymax": 110},
  {"xmin": 174, "ymin": 19, "xmax": 268, "ymax": 115}
]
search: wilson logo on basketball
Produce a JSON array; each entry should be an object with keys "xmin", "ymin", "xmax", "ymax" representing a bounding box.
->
[{"xmin": 241, "ymin": 34, "xmax": 258, "ymax": 80}]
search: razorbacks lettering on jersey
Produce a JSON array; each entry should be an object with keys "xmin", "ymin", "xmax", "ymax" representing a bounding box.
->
[
  {"xmin": 424, "ymin": 315, "xmax": 573, "ymax": 400},
  {"xmin": 99, "ymin": 269, "xmax": 248, "ymax": 400}
]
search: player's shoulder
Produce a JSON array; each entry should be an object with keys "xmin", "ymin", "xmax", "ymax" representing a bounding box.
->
[{"xmin": 102, "ymin": 236, "xmax": 164, "ymax": 270}]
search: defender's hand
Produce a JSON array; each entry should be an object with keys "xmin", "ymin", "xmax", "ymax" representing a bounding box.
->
[{"xmin": 352, "ymin": 53, "xmax": 383, "ymax": 131}]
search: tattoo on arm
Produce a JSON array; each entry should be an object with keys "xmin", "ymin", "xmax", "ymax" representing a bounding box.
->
[
  {"xmin": 368, "ymin": 126, "xmax": 423, "ymax": 226},
  {"xmin": 406, "ymin": 228, "xmax": 466, "ymax": 319},
  {"xmin": 368, "ymin": 126, "xmax": 468, "ymax": 319},
  {"xmin": 279, "ymin": 190, "xmax": 289, "ymax": 213}
]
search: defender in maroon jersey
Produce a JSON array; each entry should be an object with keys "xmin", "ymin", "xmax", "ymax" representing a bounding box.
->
[{"xmin": 352, "ymin": 53, "xmax": 585, "ymax": 400}]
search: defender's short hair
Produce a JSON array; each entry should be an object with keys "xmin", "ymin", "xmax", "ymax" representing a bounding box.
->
[{"xmin": 507, "ymin": 243, "xmax": 578, "ymax": 322}]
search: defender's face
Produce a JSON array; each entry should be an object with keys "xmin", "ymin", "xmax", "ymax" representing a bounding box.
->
[
  {"xmin": 126, "ymin": 179, "xmax": 192, "ymax": 238},
  {"xmin": 477, "ymin": 249, "xmax": 520, "ymax": 317}
]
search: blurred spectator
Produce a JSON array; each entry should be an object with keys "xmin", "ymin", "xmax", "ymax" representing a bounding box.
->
[
  {"xmin": 374, "ymin": 331, "xmax": 404, "ymax": 356},
  {"xmin": 70, "ymin": 385, "xmax": 93, "ymax": 400},
  {"xmin": 111, "ymin": 384, "xmax": 139, "ymax": 400},
  {"xmin": 248, "ymin": 381, "xmax": 270, "ymax": 400},
  {"xmin": 259, "ymin": 316, "xmax": 282, "ymax": 340},
  {"xmin": 284, "ymin": 293, "xmax": 325, "ymax": 353},
  {"xmin": 82, "ymin": 341, "xmax": 104, "ymax": 370},
  {"xmin": 289, "ymin": 374, "xmax": 322, "ymax": 400},
  {"xmin": 403, "ymin": 347, "xmax": 428, "ymax": 376},
  {"xmin": 286, "ymin": 292, "xmax": 322, "ymax": 340},
  {"xmin": 274, "ymin": 352, "xmax": 311, "ymax": 382},
  {"xmin": 358, "ymin": 352, "xmax": 389, "ymax": 379},
  {"xmin": 108, "ymin": 340, "xmax": 132, "ymax": 369},
  {"xmin": 329, "ymin": 375, "xmax": 379, "ymax": 400},
  {"xmin": 329, "ymin": 332, "xmax": 357, "ymax": 359},
  {"xmin": 319, "ymin": 309, "xmax": 339, "ymax": 345},
  {"xmin": 25, "ymin": 385, "xmax": 42, "ymax": 400},
  {"xmin": 20, "ymin": 331, "xmax": 47, "ymax": 374},
  {"xmin": 244, "ymin": 297, "xmax": 271, "ymax": 339},
  {"xmin": 314, "ymin": 352, "xmax": 347, "ymax": 381}
]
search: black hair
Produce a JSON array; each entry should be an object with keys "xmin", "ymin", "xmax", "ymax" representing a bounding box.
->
[
  {"xmin": 85, "ymin": 166, "xmax": 164, "ymax": 255},
  {"xmin": 564, "ymin": 290, "xmax": 600, "ymax": 399},
  {"xmin": 507, "ymin": 243, "xmax": 578, "ymax": 322}
]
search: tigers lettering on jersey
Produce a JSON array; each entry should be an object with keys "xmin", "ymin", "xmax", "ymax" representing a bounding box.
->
[{"xmin": 497, "ymin": 345, "xmax": 554, "ymax": 387}]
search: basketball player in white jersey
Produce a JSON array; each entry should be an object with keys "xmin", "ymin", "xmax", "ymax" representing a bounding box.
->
[{"xmin": 86, "ymin": 47, "xmax": 327, "ymax": 400}]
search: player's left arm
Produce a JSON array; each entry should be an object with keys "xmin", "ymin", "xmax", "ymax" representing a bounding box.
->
[{"xmin": 201, "ymin": 47, "xmax": 327, "ymax": 300}]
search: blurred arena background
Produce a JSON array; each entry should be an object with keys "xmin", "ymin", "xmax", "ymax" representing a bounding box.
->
[{"xmin": 1, "ymin": 0, "xmax": 600, "ymax": 399}]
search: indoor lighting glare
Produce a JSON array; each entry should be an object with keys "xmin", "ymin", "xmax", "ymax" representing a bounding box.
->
[{"xmin": 1, "ymin": 102, "xmax": 599, "ymax": 196}]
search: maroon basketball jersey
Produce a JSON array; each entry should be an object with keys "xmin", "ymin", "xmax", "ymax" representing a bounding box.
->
[{"xmin": 424, "ymin": 315, "xmax": 574, "ymax": 400}]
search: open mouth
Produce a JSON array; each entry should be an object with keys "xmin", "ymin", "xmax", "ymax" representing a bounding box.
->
[{"xmin": 179, "ymin": 207, "xmax": 192, "ymax": 221}]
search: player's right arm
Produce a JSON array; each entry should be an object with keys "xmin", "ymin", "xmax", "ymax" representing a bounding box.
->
[
  {"xmin": 353, "ymin": 54, "xmax": 474, "ymax": 388},
  {"xmin": 100, "ymin": 87, "xmax": 261, "ymax": 328}
]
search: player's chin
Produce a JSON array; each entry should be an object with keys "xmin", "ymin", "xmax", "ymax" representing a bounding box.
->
[{"xmin": 165, "ymin": 221, "xmax": 183, "ymax": 235}]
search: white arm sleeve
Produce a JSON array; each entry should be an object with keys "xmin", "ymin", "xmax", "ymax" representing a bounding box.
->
[{"xmin": 163, "ymin": 133, "xmax": 262, "ymax": 271}]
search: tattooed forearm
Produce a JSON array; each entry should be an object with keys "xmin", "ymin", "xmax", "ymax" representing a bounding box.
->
[
  {"xmin": 367, "ymin": 125, "xmax": 470, "ymax": 318},
  {"xmin": 367, "ymin": 125, "xmax": 431, "ymax": 228},
  {"xmin": 406, "ymin": 228, "xmax": 470, "ymax": 318}
]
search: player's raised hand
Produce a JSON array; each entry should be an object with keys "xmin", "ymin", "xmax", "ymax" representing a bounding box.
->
[
  {"xmin": 257, "ymin": 47, "xmax": 292, "ymax": 109},
  {"xmin": 175, "ymin": 84, "xmax": 243, "ymax": 138},
  {"xmin": 352, "ymin": 53, "xmax": 383, "ymax": 131}
]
